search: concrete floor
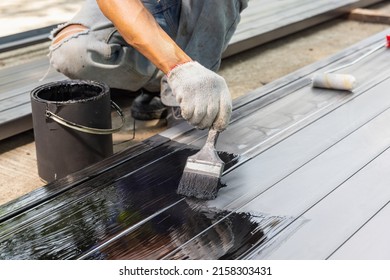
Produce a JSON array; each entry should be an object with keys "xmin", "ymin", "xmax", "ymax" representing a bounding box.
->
[
  {"xmin": 0, "ymin": 0, "xmax": 83, "ymax": 37},
  {"xmin": 1, "ymin": 1, "xmax": 390, "ymax": 205}
]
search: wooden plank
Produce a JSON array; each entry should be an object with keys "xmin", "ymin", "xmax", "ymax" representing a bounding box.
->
[
  {"xmin": 349, "ymin": 8, "xmax": 390, "ymax": 24},
  {"xmin": 329, "ymin": 202, "xmax": 390, "ymax": 259}
]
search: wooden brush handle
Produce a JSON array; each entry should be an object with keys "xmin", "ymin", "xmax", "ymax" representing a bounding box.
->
[{"xmin": 205, "ymin": 128, "xmax": 219, "ymax": 148}]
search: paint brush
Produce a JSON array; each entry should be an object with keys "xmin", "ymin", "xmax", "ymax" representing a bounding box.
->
[{"xmin": 177, "ymin": 128, "xmax": 224, "ymax": 200}]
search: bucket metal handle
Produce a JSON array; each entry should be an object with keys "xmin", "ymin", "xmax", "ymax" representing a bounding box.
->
[{"xmin": 45, "ymin": 101, "xmax": 125, "ymax": 135}]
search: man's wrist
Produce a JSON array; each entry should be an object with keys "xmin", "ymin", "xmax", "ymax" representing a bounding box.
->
[{"xmin": 167, "ymin": 60, "xmax": 193, "ymax": 77}]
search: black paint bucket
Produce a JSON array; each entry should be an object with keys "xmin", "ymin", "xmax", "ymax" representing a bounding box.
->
[{"xmin": 31, "ymin": 80, "xmax": 124, "ymax": 182}]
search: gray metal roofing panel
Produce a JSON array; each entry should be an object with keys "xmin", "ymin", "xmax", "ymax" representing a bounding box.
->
[
  {"xmin": 2, "ymin": 28, "xmax": 390, "ymax": 259},
  {"xmin": 0, "ymin": 0, "xmax": 385, "ymax": 140},
  {"xmin": 329, "ymin": 202, "xmax": 390, "ymax": 260},
  {"xmin": 264, "ymin": 146, "xmax": 390, "ymax": 259},
  {"xmin": 225, "ymin": 0, "xmax": 385, "ymax": 57}
]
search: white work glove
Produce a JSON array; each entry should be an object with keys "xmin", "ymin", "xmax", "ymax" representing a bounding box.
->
[
  {"xmin": 166, "ymin": 61, "xmax": 232, "ymax": 131},
  {"xmin": 160, "ymin": 75, "xmax": 178, "ymax": 107}
]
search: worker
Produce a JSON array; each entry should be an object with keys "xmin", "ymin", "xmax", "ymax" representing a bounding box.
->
[{"xmin": 49, "ymin": 0, "xmax": 248, "ymax": 131}]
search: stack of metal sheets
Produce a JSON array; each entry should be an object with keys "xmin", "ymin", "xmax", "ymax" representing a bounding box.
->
[
  {"xmin": 1, "ymin": 28, "xmax": 390, "ymax": 259},
  {"xmin": 0, "ymin": 0, "xmax": 384, "ymax": 140}
]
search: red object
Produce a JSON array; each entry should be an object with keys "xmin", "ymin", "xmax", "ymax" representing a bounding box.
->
[{"xmin": 386, "ymin": 35, "xmax": 390, "ymax": 48}]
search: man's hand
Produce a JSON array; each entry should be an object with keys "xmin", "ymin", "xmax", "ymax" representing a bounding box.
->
[
  {"xmin": 167, "ymin": 62, "xmax": 232, "ymax": 131},
  {"xmin": 97, "ymin": 1, "xmax": 232, "ymax": 130}
]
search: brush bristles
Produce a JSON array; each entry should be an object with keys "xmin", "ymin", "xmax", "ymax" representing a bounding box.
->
[{"xmin": 177, "ymin": 171, "xmax": 221, "ymax": 200}]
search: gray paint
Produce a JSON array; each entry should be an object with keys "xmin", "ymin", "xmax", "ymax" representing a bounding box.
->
[
  {"xmin": 329, "ymin": 202, "xmax": 390, "ymax": 260},
  {"xmin": 0, "ymin": 0, "xmax": 384, "ymax": 140}
]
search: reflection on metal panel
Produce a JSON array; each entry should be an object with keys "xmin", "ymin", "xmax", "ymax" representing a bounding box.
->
[
  {"xmin": 2, "ymin": 28, "xmax": 390, "ymax": 259},
  {"xmin": 0, "ymin": 0, "xmax": 385, "ymax": 140}
]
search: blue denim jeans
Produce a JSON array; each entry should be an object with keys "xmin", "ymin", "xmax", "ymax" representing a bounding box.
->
[{"xmin": 49, "ymin": 0, "xmax": 248, "ymax": 92}]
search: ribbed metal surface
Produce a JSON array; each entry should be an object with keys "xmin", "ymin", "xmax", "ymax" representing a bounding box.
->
[
  {"xmin": 0, "ymin": 0, "xmax": 385, "ymax": 140},
  {"xmin": 0, "ymin": 25, "xmax": 57, "ymax": 53},
  {"xmin": 225, "ymin": 0, "xmax": 384, "ymax": 57},
  {"xmin": 1, "ymin": 28, "xmax": 390, "ymax": 259}
]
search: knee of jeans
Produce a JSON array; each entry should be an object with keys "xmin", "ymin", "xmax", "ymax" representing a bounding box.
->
[{"xmin": 49, "ymin": 34, "xmax": 90, "ymax": 78}]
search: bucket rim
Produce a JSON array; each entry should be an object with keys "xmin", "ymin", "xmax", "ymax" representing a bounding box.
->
[{"xmin": 31, "ymin": 79, "xmax": 110, "ymax": 105}]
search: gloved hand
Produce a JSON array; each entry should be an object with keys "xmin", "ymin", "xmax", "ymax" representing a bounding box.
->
[
  {"xmin": 160, "ymin": 75, "xmax": 178, "ymax": 107},
  {"xmin": 166, "ymin": 61, "xmax": 232, "ymax": 131}
]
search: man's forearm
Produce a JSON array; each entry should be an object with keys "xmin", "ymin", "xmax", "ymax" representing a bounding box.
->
[{"xmin": 96, "ymin": 0, "xmax": 191, "ymax": 74}]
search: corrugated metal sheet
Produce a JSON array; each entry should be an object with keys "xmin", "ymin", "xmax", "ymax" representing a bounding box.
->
[
  {"xmin": 0, "ymin": 0, "xmax": 384, "ymax": 140},
  {"xmin": 1, "ymin": 28, "xmax": 390, "ymax": 259}
]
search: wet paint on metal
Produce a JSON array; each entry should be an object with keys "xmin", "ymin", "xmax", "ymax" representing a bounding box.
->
[
  {"xmin": 3, "ymin": 30, "xmax": 390, "ymax": 260},
  {"xmin": 0, "ymin": 144, "xmax": 243, "ymax": 260},
  {"xmin": 82, "ymin": 202, "xmax": 294, "ymax": 260}
]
